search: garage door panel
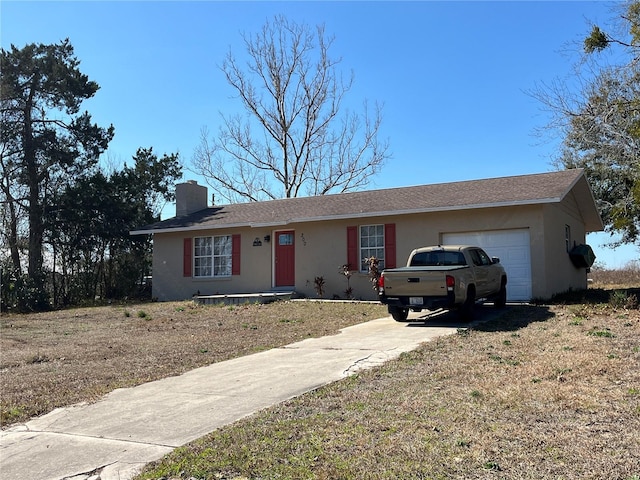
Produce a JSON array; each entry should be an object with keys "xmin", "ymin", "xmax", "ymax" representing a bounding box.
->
[
  {"xmin": 481, "ymin": 230, "xmax": 527, "ymax": 247},
  {"xmin": 503, "ymin": 246, "xmax": 529, "ymax": 263},
  {"xmin": 508, "ymin": 284, "xmax": 531, "ymax": 300},
  {"xmin": 507, "ymin": 265, "xmax": 529, "ymax": 278},
  {"xmin": 443, "ymin": 230, "xmax": 531, "ymax": 301}
]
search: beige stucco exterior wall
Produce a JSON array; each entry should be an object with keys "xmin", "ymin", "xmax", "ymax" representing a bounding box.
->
[
  {"xmin": 540, "ymin": 194, "xmax": 589, "ymax": 298},
  {"xmin": 390, "ymin": 205, "xmax": 546, "ymax": 299},
  {"xmin": 151, "ymin": 201, "xmax": 593, "ymax": 302},
  {"xmin": 152, "ymin": 228, "xmax": 274, "ymax": 301},
  {"xmin": 292, "ymin": 206, "xmax": 545, "ymax": 300}
]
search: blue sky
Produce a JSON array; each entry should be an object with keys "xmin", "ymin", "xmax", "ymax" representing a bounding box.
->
[{"xmin": 2, "ymin": 1, "xmax": 638, "ymax": 268}]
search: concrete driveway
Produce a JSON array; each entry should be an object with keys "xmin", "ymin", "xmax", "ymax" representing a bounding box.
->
[{"xmin": 0, "ymin": 307, "xmax": 504, "ymax": 480}]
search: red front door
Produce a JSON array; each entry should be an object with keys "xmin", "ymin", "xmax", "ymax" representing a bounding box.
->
[{"xmin": 275, "ymin": 230, "xmax": 295, "ymax": 287}]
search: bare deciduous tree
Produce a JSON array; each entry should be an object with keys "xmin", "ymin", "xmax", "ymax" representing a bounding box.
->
[{"xmin": 192, "ymin": 15, "xmax": 390, "ymax": 203}]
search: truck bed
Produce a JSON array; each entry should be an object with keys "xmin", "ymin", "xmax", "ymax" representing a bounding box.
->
[{"xmin": 379, "ymin": 265, "xmax": 468, "ymax": 307}]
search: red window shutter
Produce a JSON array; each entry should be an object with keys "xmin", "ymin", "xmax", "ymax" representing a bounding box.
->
[
  {"xmin": 384, "ymin": 223, "xmax": 396, "ymax": 269},
  {"xmin": 232, "ymin": 234, "xmax": 241, "ymax": 275},
  {"xmin": 347, "ymin": 226, "xmax": 358, "ymax": 270},
  {"xmin": 183, "ymin": 238, "xmax": 192, "ymax": 277}
]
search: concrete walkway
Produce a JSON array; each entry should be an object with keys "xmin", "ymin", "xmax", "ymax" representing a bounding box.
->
[{"xmin": 0, "ymin": 310, "xmax": 480, "ymax": 480}]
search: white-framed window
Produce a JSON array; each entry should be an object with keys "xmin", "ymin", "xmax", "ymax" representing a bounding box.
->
[
  {"xmin": 360, "ymin": 224, "xmax": 385, "ymax": 271},
  {"xmin": 194, "ymin": 235, "xmax": 232, "ymax": 277}
]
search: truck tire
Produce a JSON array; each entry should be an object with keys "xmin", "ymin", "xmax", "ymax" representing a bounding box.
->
[
  {"xmin": 494, "ymin": 279, "xmax": 507, "ymax": 308},
  {"xmin": 389, "ymin": 306, "xmax": 409, "ymax": 322},
  {"xmin": 459, "ymin": 286, "xmax": 475, "ymax": 321}
]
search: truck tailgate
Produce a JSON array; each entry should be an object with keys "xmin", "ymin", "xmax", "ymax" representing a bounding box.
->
[{"xmin": 382, "ymin": 266, "xmax": 466, "ymax": 297}]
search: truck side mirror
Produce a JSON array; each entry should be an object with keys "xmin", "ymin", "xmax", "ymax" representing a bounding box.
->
[{"xmin": 492, "ymin": 257, "xmax": 500, "ymax": 264}]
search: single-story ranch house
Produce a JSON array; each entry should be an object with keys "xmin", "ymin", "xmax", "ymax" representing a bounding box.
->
[{"xmin": 131, "ymin": 169, "xmax": 603, "ymax": 302}]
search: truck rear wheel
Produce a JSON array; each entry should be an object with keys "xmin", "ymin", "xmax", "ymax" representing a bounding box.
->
[
  {"xmin": 459, "ymin": 286, "xmax": 475, "ymax": 321},
  {"xmin": 389, "ymin": 307, "xmax": 409, "ymax": 322},
  {"xmin": 494, "ymin": 279, "xmax": 507, "ymax": 308}
]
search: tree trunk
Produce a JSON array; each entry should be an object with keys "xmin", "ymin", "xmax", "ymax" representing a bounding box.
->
[
  {"xmin": 23, "ymin": 82, "xmax": 45, "ymax": 287},
  {"xmin": 3, "ymin": 194, "xmax": 22, "ymax": 276}
]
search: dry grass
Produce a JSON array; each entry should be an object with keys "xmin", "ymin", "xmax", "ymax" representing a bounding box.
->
[
  {"xmin": 0, "ymin": 300, "xmax": 387, "ymax": 426},
  {"xmin": 2, "ymin": 280, "xmax": 639, "ymax": 479},
  {"xmin": 138, "ymin": 293, "xmax": 640, "ymax": 480}
]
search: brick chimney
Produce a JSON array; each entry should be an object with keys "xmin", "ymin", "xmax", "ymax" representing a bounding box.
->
[{"xmin": 175, "ymin": 180, "xmax": 208, "ymax": 216}]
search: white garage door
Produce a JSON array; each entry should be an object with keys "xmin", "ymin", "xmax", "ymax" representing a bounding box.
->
[{"xmin": 442, "ymin": 229, "xmax": 532, "ymax": 301}]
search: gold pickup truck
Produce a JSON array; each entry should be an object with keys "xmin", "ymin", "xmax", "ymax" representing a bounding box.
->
[{"xmin": 378, "ymin": 245, "xmax": 507, "ymax": 321}]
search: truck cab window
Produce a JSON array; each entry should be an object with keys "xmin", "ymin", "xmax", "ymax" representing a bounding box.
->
[
  {"xmin": 473, "ymin": 249, "xmax": 492, "ymax": 266},
  {"xmin": 410, "ymin": 251, "xmax": 466, "ymax": 267}
]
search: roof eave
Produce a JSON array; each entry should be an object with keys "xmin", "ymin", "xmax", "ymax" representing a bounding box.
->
[
  {"xmin": 130, "ymin": 220, "xmax": 281, "ymax": 235},
  {"xmin": 572, "ymin": 173, "xmax": 604, "ymax": 233},
  {"xmin": 130, "ymin": 197, "xmax": 561, "ymax": 235}
]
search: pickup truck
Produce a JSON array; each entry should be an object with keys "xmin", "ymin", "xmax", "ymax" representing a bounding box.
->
[{"xmin": 378, "ymin": 245, "xmax": 507, "ymax": 321}]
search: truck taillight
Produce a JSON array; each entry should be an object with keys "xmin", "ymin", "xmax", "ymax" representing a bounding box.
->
[
  {"xmin": 378, "ymin": 274, "xmax": 385, "ymax": 290},
  {"xmin": 446, "ymin": 275, "xmax": 455, "ymax": 290}
]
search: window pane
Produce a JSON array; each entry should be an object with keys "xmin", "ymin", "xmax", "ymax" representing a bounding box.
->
[
  {"xmin": 214, "ymin": 236, "xmax": 231, "ymax": 255},
  {"xmin": 194, "ymin": 238, "xmax": 213, "ymax": 277},
  {"xmin": 359, "ymin": 224, "xmax": 385, "ymax": 273},
  {"xmin": 279, "ymin": 233, "xmax": 294, "ymax": 246},
  {"xmin": 213, "ymin": 235, "xmax": 232, "ymax": 276},
  {"xmin": 194, "ymin": 235, "xmax": 233, "ymax": 277},
  {"xmin": 213, "ymin": 256, "xmax": 231, "ymax": 276},
  {"xmin": 194, "ymin": 257, "xmax": 212, "ymax": 277},
  {"xmin": 194, "ymin": 237, "xmax": 212, "ymax": 256}
]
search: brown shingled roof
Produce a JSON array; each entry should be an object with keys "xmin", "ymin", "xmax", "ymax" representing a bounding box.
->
[{"xmin": 131, "ymin": 169, "xmax": 603, "ymax": 234}]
